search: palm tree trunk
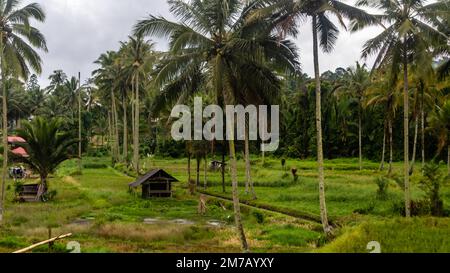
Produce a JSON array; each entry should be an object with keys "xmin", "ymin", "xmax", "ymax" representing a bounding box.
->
[
  {"xmin": 388, "ymin": 118, "xmax": 393, "ymax": 175},
  {"xmin": 358, "ymin": 104, "xmax": 362, "ymax": 171},
  {"xmin": 111, "ymin": 90, "xmax": 119, "ymax": 163},
  {"xmin": 131, "ymin": 78, "xmax": 135, "ymax": 161},
  {"xmin": 122, "ymin": 92, "xmax": 128, "ymax": 163},
  {"xmin": 261, "ymin": 118, "xmax": 265, "ymax": 166},
  {"xmin": 228, "ymin": 137, "xmax": 249, "ymax": 251},
  {"xmin": 196, "ymin": 157, "xmax": 200, "ymax": 187},
  {"xmin": 312, "ymin": 17, "xmax": 331, "ymax": 235},
  {"xmin": 244, "ymin": 120, "xmax": 256, "ymax": 199},
  {"xmin": 133, "ymin": 74, "xmax": 140, "ymax": 174},
  {"xmin": 188, "ymin": 151, "xmax": 191, "ymax": 183},
  {"xmin": 409, "ymin": 115, "xmax": 419, "ymax": 175},
  {"xmin": 421, "ymin": 101, "xmax": 425, "ymax": 173},
  {"xmin": 204, "ymin": 154, "xmax": 207, "ymax": 190},
  {"xmin": 0, "ymin": 56, "xmax": 8, "ymax": 224},
  {"xmin": 78, "ymin": 73, "xmax": 82, "ymax": 174},
  {"xmin": 108, "ymin": 110, "xmax": 113, "ymax": 161},
  {"xmin": 403, "ymin": 50, "xmax": 411, "ymax": 218},
  {"xmin": 380, "ymin": 121, "xmax": 386, "ymax": 171},
  {"xmin": 222, "ymin": 141, "xmax": 226, "ymax": 193},
  {"xmin": 112, "ymin": 92, "xmax": 120, "ymax": 163}
]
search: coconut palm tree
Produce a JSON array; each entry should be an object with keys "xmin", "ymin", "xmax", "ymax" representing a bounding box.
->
[
  {"xmin": 134, "ymin": 0, "xmax": 299, "ymax": 251},
  {"xmin": 47, "ymin": 70, "xmax": 67, "ymax": 93},
  {"xmin": 121, "ymin": 35, "xmax": 157, "ymax": 174},
  {"xmin": 93, "ymin": 52, "xmax": 121, "ymax": 163},
  {"xmin": 407, "ymin": 67, "xmax": 437, "ymax": 174},
  {"xmin": 353, "ymin": 0, "xmax": 448, "ymax": 217},
  {"xmin": 428, "ymin": 100, "xmax": 450, "ymax": 175},
  {"xmin": 277, "ymin": 0, "xmax": 375, "ymax": 234},
  {"xmin": 0, "ymin": 0, "xmax": 47, "ymax": 224},
  {"xmin": 335, "ymin": 62, "xmax": 370, "ymax": 170},
  {"xmin": 13, "ymin": 118, "xmax": 78, "ymax": 197}
]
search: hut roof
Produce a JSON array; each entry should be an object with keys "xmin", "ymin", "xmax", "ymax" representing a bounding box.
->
[
  {"xmin": 11, "ymin": 147, "xmax": 29, "ymax": 158},
  {"xmin": 129, "ymin": 169, "xmax": 179, "ymax": 188},
  {"xmin": 8, "ymin": 136, "xmax": 26, "ymax": 144}
]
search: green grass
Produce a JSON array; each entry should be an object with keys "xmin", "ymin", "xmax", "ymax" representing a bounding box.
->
[
  {"xmin": 320, "ymin": 217, "xmax": 450, "ymax": 253},
  {"xmin": 0, "ymin": 156, "xmax": 449, "ymax": 253}
]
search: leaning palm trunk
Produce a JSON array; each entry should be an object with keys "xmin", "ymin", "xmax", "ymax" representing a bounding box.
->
[
  {"xmin": 222, "ymin": 64, "xmax": 249, "ymax": 252},
  {"xmin": 228, "ymin": 137, "xmax": 249, "ymax": 251},
  {"xmin": 409, "ymin": 115, "xmax": 419, "ymax": 174},
  {"xmin": 133, "ymin": 74, "xmax": 140, "ymax": 174},
  {"xmin": 312, "ymin": 17, "xmax": 331, "ymax": 235},
  {"xmin": 403, "ymin": 52, "xmax": 411, "ymax": 218},
  {"xmin": 379, "ymin": 122, "xmax": 386, "ymax": 171},
  {"xmin": 0, "ymin": 58, "xmax": 7, "ymax": 224},
  {"xmin": 244, "ymin": 119, "xmax": 256, "ymax": 199}
]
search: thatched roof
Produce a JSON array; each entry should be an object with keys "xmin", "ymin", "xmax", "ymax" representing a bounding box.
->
[{"xmin": 129, "ymin": 169, "xmax": 179, "ymax": 188}]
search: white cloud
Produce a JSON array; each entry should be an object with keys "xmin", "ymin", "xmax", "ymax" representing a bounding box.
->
[{"xmin": 23, "ymin": 0, "xmax": 386, "ymax": 86}]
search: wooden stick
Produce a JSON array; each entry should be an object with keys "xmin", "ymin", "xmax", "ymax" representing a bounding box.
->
[{"xmin": 13, "ymin": 233, "xmax": 73, "ymax": 253}]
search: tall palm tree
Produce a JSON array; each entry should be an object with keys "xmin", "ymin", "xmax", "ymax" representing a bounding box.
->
[
  {"xmin": 134, "ymin": 0, "xmax": 299, "ymax": 251},
  {"xmin": 121, "ymin": 36, "xmax": 156, "ymax": 173},
  {"xmin": 406, "ymin": 66, "xmax": 436, "ymax": 174},
  {"xmin": 335, "ymin": 62, "xmax": 370, "ymax": 170},
  {"xmin": 366, "ymin": 73, "xmax": 402, "ymax": 175},
  {"xmin": 353, "ymin": 0, "xmax": 448, "ymax": 217},
  {"xmin": 0, "ymin": 0, "xmax": 47, "ymax": 224},
  {"xmin": 278, "ymin": 0, "xmax": 374, "ymax": 234},
  {"xmin": 93, "ymin": 52, "xmax": 121, "ymax": 163}
]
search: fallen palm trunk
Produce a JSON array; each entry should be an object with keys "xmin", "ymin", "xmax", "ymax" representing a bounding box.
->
[
  {"xmin": 198, "ymin": 190, "xmax": 327, "ymax": 225},
  {"xmin": 13, "ymin": 233, "xmax": 72, "ymax": 253}
]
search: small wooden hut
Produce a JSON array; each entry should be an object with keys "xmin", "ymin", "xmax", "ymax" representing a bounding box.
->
[{"xmin": 129, "ymin": 169, "xmax": 179, "ymax": 198}]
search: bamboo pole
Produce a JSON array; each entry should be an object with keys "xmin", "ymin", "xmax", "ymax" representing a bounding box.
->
[{"xmin": 13, "ymin": 233, "xmax": 72, "ymax": 253}]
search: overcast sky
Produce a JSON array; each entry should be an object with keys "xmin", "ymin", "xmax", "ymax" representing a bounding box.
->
[{"xmin": 28, "ymin": 0, "xmax": 383, "ymax": 87}]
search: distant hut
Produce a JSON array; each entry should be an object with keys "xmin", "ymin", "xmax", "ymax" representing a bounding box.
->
[
  {"xmin": 129, "ymin": 169, "xmax": 179, "ymax": 198},
  {"xmin": 210, "ymin": 160, "xmax": 226, "ymax": 172}
]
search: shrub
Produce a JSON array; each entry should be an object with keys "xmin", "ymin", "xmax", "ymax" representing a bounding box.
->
[
  {"xmin": 281, "ymin": 158, "xmax": 286, "ymax": 170},
  {"xmin": 83, "ymin": 163, "xmax": 108, "ymax": 169},
  {"xmin": 375, "ymin": 176, "xmax": 389, "ymax": 200},
  {"xmin": 252, "ymin": 211, "xmax": 265, "ymax": 224},
  {"xmin": 391, "ymin": 199, "xmax": 431, "ymax": 216},
  {"xmin": 291, "ymin": 168, "xmax": 299, "ymax": 182},
  {"xmin": 42, "ymin": 190, "xmax": 58, "ymax": 202},
  {"xmin": 353, "ymin": 202, "xmax": 375, "ymax": 215},
  {"xmin": 419, "ymin": 163, "xmax": 448, "ymax": 217},
  {"xmin": 392, "ymin": 175, "xmax": 405, "ymax": 190},
  {"xmin": 13, "ymin": 181, "xmax": 24, "ymax": 197}
]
